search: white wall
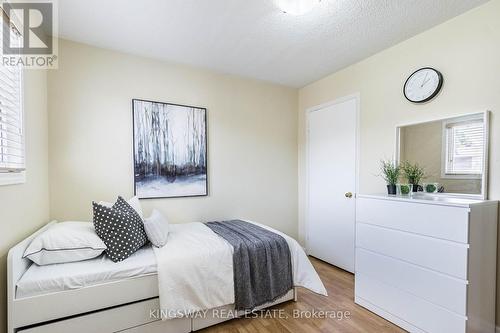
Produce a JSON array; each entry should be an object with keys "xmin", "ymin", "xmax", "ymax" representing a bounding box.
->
[
  {"xmin": 298, "ymin": 0, "xmax": 500, "ymax": 320},
  {"xmin": 0, "ymin": 70, "xmax": 49, "ymax": 333},
  {"xmin": 48, "ymin": 39, "xmax": 299, "ymax": 238}
]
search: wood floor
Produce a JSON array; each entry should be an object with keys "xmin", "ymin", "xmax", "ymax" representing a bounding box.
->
[{"xmin": 200, "ymin": 257, "xmax": 406, "ymax": 333}]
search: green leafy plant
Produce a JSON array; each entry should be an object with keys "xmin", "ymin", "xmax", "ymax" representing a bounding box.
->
[
  {"xmin": 425, "ymin": 183, "xmax": 437, "ymax": 193},
  {"xmin": 399, "ymin": 184, "xmax": 411, "ymax": 195},
  {"xmin": 402, "ymin": 161, "xmax": 425, "ymax": 185},
  {"xmin": 380, "ymin": 160, "xmax": 400, "ymax": 185}
]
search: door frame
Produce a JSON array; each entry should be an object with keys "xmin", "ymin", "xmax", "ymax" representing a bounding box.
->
[{"xmin": 304, "ymin": 93, "xmax": 360, "ymax": 261}]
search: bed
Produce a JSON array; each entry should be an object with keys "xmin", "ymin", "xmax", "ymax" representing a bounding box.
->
[
  {"xmin": 16, "ymin": 245, "xmax": 157, "ymax": 299},
  {"xmin": 8, "ymin": 221, "xmax": 325, "ymax": 333}
]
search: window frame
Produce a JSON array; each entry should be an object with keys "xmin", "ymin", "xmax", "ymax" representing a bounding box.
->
[
  {"xmin": 0, "ymin": 11, "xmax": 25, "ymax": 186},
  {"xmin": 440, "ymin": 114, "xmax": 484, "ymax": 180}
]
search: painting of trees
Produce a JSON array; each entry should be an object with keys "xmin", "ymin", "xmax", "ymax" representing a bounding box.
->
[{"xmin": 133, "ymin": 99, "xmax": 207, "ymax": 198}]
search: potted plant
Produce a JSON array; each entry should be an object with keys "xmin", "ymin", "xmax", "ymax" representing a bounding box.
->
[
  {"xmin": 423, "ymin": 182, "xmax": 439, "ymax": 193},
  {"xmin": 380, "ymin": 160, "xmax": 400, "ymax": 195},
  {"xmin": 397, "ymin": 183, "xmax": 413, "ymax": 196},
  {"xmin": 402, "ymin": 161, "xmax": 425, "ymax": 192}
]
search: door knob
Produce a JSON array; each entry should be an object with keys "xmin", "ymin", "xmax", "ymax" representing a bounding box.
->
[{"xmin": 345, "ymin": 192, "xmax": 353, "ymax": 198}]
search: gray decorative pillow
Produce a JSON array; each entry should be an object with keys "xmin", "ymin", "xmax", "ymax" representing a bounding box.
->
[
  {"xmin": 98, "ymin": 196, "xmax": 144, "ymax": 220},
  {"xmin": 144, "ymin": 209, "xmax": 169, "ymax": 247},
  {"xmin": 92, "ymin": 197, "xmax": 148, "ymax": 262}
]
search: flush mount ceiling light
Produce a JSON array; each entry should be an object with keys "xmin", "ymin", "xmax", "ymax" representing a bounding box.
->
[{"xmin": 275, "ymin": 0, "xmax": 321, "ymax": 15}]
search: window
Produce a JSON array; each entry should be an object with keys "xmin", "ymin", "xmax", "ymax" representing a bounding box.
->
[
  {"xmin": 443, "ymin": 117, "xmax": 484, "ymax": 178},
  {"xmin": 0, "ymin": 18, "xmax": 24, "ymax": 185}
]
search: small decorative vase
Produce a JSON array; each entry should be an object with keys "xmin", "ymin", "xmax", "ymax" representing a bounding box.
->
[
  {"xmin": 387, "ymin": 184, "xmax": 397, "ymax": 195},
  {"xmin": 397, "ymin": 184, "xmax": 413, "ymax": 196},
  {"xmin": 423, "ymin": 183, "xmax": 439, "ymax": 193}
]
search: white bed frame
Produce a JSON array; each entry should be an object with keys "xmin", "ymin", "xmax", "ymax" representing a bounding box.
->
[{"xmin": 8, "ymin": 222, "xmax": 297, "ymax": 333}]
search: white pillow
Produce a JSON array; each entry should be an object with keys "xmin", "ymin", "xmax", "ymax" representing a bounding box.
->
[
  {"xmin": 23, "ymin": 222, "xmax": 106, "ymax": 265},
  {"xmin": 99, "ymin": 196, "xmax": 144, "ymax": 219},
  {"xmin": 143, "ymin": 209, "xmax": 169, "ymax": 247}
]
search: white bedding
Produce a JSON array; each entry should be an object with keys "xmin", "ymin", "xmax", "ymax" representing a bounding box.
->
[
  {"xmin": 16, "ymin": 245, "xmax": 157, "ymax": 298},
  {"xmin": 154, "ymin": 221, "xmax": 328, "ymax": 319},
  {"xmin": 17, "ymin": 220, "xmax": 327, "ymax": 316}
]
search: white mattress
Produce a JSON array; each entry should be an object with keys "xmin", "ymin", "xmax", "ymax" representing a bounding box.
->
[{"xmin": 16, "ymin": 245, "xmax": 157, "ymax": 298}]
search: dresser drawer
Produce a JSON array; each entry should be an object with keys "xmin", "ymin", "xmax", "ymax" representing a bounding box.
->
[
  {"xmin": 355, "ymin": 274, "xmax": 466, "ymax": 333},
  {"xmin": 356, "ymin": 197, "xmax": 469, "ymax": 243},
  {"xmin": 356, "ymin": 223, "xmax": 468, "ymax": 279},
  {"xmin": 356, "ymin": 248, "xmax": 467, "ymax": 315}
]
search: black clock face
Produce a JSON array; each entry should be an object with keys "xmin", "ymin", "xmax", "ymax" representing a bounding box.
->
[{"xmin": 404, "ymin": 68, "xmax": 443, "ymax": 103}]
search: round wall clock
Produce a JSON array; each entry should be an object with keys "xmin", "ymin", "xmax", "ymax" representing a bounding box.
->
[{"xmin": 403, "ymin": 67, "xmax": 443, "ymax": 103}]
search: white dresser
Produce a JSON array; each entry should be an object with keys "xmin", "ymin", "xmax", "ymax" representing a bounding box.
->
[{"xmin": 355, "ymin": 194, "xmax": 498, "ymax": 333}]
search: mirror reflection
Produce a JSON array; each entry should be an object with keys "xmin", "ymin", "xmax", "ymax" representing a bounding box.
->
[{"xmin": 397, "ymin": 113, "xmax": 487, "ymax": 196}]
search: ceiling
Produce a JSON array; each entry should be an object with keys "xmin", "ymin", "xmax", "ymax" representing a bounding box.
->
[{"xmin": 57, "ymin": 0, "xmax": 489, "ymax": 87}]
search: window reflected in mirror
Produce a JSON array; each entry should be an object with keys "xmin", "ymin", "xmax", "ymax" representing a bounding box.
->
[{"xmin": 398, "ymin": 113, "xmax": 487, "ymax": 197}]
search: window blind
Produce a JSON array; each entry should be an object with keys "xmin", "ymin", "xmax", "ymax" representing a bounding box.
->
[
  {"xmin": 0, "ymin": 22, "xmax": 24, "ymax": 172},
  {"xmin": 445, "ymin": 119, "xmax": 484, "ymax": 175}
]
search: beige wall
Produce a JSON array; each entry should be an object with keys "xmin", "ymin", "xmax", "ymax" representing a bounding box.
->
[
  {"xmin": 0, "ymin": 70, "xmax": 49, "ymax": 333},
  {"xmin": 400, "ymin": 121, "xmax": 443, "ymax": 182},
  {"xmin": 298, "ymin": 0, "xmax": 500, "ymax": 321},
  {"xmin": 48, "ymin": 39, "xmax": 299, "ymax": 238}
]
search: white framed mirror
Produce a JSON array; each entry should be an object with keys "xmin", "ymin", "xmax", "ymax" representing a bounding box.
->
[{"xmin": 395, "ymin": 111, "xmax": 489, "ymax": 199}]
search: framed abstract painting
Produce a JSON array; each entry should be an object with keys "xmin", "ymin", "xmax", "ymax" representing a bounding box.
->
[{"xmin": 132, "ymin": 99, "xmax": 208, "ymax": 199}]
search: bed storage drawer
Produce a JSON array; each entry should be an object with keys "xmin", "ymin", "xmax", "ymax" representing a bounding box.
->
[
  {"xmin": 356, "ymin": 197, "xmax": 469, "ymax": 243},
  {"xmin": 191, "ymin": 289, "xmax": 295, "ymax": 331},
  {"xmin": 17, "ymin": 298, "xmax": 190, "ymax": 333},
  {"xmin": 356, "ymin": 222, "xmax": 468, "ymax": 279},
  {"xmin": 192, "ymin": 304, "xmax": 235, "ymax": 331},
  {"xmin": 355, "ymin": 274, "xmax": 466, "ymax": 333},
  {"xmin": 355, "ymin": 248, "xmax": 467, "ymax": 315},
  {"xmin": 116, "ymin": 318, "xmax": 191, "ymax": 333}
]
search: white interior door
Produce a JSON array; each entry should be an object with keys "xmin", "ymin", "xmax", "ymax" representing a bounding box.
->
[{"xmin": 307, "ymin": 96, "xmax": 357, "ymax": 273}]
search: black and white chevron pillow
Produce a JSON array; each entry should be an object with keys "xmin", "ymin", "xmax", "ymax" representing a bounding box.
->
[{"xmin": 92, "ymin": 196, "xmax": 148, "ymax": 262}]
